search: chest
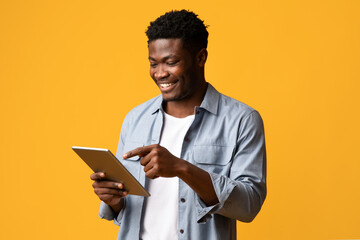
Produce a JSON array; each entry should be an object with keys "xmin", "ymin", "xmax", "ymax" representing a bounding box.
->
[{"xmin": 121, "ymin": 111, "xmax": 239, "ymax": 177}]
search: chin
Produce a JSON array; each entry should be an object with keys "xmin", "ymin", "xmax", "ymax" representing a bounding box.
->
[
  {"xmin": 162, "ymin": 94, "xmax": 189, "ymax": 102},
  {"xmin": 161, "ymin": 90, "xmax": 179, "ymax": 101},
  {"xmin": 162, "ymin": 96, "xmax": 179, "ymax": 102}
]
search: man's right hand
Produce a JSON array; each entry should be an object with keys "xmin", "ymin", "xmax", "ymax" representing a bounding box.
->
[{"xmin": 90, "ymin": 172, "xmax": 127, "ymax": 214}]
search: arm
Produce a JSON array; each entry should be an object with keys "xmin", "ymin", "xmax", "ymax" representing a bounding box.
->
[
  {"xmin": 123, "ymin": 146, "xmax": 219, "ymax": 206},
  {"xmin": 206, "ymin": 110, "xmax": 267, "ymax": 222},
  {"xmin": 124, "ymin": 110, "xmax": 266, "ymax": 222}
]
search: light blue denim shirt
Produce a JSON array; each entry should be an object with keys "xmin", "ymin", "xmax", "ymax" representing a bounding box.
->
[{"xmin": 99, "ymin": 83, "xmax": 266, "ymax": 240}]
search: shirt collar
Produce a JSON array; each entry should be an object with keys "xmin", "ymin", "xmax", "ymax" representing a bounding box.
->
[
  {"xmin": 150, "ymin": 95, "xmax": 163, "ymax": 115},
  {"xmin": 199, "ymin": 83, "xmax": 219, "ymax": 115},
  {"xmin": 150, "ymin": 83, "xmax": 220, "ymax": 115}
]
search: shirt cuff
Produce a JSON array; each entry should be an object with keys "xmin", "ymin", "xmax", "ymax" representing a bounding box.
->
[
  {"xmin": 98, "ymin": 200, "xmax": 126, "ymax": 226},
  {"xmin": 195, "ymin": 172, "xmax": 236, "ymax": 222}
]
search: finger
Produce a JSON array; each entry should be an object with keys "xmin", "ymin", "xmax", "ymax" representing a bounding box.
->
[
  {"xmin": 90, "ymin": 172, "xmax": 106, "ymax": 180},
  {"xmin": 123, "ymin": 144, "xmax": 158, "ymax": 159},
  {"xmin": 92, "ymin": 180, "xmax": 125, "ymax": 190},
  {"xmin": 93, "ymin": 181, "xmax": 124, "ymax": 190},
  {"xmin": 145, "ymin": 167, "xmax": 159, "ymax": 179},
  {"xmin": 143, "ymin": 162, "xmax": 152, "ymax": 172},
  {"xmin": 140, "ymin": 154, "xmax": 152, "ymax": 167},
  {"xmin": 95, "ymin": 188, "xmax": 128, "ymax": 196},
  {"xmin": 142, "ymin": 155, "xmax": 156, "ymax": 171},
  {"xmin": 98, "ymin": 193, "xmax": 127, "ymax": 202}
]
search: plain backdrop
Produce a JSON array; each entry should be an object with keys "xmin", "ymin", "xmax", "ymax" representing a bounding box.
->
[{"xmin": 1, "ymin": 1, "xmax": 359, "ymax": 239}]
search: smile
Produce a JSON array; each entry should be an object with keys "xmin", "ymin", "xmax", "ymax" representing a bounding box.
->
[
  {"xmin": 160, "ymin": 82, "xmax": 175, "ymax": 88},
  {"xmin": 159, "ymin": 81, "xmax": 178, "ymax": 90}
]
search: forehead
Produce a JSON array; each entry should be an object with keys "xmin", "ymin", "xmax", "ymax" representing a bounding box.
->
[{"xmin": 148, "ymin": 38, "xmax": 187, "ymax": 59}]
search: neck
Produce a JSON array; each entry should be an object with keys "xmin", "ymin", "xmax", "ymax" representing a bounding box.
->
[{"xmin": 164, "ymin": 82, "xmax": 208, "ymax": 118}]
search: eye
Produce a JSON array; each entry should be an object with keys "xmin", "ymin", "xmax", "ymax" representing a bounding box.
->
[
  {"xmin": 150, "ymin": 62, "xmax": 158, "ymax": 68},
  {"xmin": 167, "ymin": 61, "xmax": 178, "ymax": 66}
]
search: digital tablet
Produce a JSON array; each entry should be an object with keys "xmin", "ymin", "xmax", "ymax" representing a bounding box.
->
[{"xmin": 72, "ymin": 146, "xmax": 150, "ymax": 197}]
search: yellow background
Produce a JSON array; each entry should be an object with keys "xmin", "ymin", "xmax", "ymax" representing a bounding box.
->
[{"xmin": 1, "ymin": 0, "xmax": 359, "ymax": 239}]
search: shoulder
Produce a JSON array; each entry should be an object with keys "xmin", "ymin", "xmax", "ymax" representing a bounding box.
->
[
  {"xmin": 210, "ymin": 87, "xmax": 264, "ymax": 136},
  {"xmin": 215, "ymin": 91, "xmax": 265, "ymax": 141},
  {"xmin": 216, "ymin": 90, "xmax": 260, "ymax": 120}
]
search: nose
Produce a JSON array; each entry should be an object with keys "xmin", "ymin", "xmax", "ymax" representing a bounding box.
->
[{"xmin": 154, "ymin": 65, "xmax": 169, "ymax": 80}]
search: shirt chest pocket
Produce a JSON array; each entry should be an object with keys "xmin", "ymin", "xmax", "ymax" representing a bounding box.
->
[
  {"xmin": 121, "ymin": 141, "xmax": 144, "ymax": 177},
  {"xmin": 193, "ymin": 145, "xmax": 234, "ymax": 176}
]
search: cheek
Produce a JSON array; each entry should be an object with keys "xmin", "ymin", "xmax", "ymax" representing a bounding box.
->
[{"xmin": 172, "ymin": 68, "xmax": 187, "ymax": 80}]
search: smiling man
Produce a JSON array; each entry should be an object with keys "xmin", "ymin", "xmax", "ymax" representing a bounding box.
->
[{"xmin": 90, "ymin": 10, "xmax": 266, "ymax": 240}]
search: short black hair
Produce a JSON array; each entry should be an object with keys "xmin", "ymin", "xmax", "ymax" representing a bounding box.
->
[{"xmin": 146, "ymin": 10, "xmax": 209, "ymax": 54}]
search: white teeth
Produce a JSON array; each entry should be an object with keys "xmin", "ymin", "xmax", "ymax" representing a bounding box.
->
[{"xmin": 160, "ymin": 83, "xmax": 174, "ymax": 88}]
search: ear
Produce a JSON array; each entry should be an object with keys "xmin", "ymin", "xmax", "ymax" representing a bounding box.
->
[{"xmin": 196, "ymin": 48, "xmax": 208, "ymax": 67}]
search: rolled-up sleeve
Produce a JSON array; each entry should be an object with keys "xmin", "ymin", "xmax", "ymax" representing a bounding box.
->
[
  {"xmin": 195, "ymin": 110, "xmax": 267, "ymax": 223},
  {"xmin": 99, "ymin": 200, "xmax": 126, "ymax": 226}
]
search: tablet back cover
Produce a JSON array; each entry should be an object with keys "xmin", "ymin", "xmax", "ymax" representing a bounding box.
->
[{"xmin": 72, "ymin": 146, "xmax": 150, "ymax": 197}]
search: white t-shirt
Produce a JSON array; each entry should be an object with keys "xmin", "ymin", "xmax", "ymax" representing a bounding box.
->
[{"xmin": 140, "ymin": 112, "xmax": 195, "ymax": 240}]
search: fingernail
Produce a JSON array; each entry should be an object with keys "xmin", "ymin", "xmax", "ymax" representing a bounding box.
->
[
  {"xmin": 100, "ymin": 172, "xmax": 105, "ymax": 177},
  {"xmin": 122, "ymin": 153, "xmax": 127, "ymax": 158},
  {"xmin": 118, "ymin": 183, "xmax": 123, "ymax": 188}
]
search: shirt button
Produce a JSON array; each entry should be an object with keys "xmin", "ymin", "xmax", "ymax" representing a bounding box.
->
[
  {"xmin": 180, "ymin": 229, "xmax": 184, "ymax": 234},
  {"xmin": 181, "ymin": 198, "xmax": 186, "ymax": 203},
  {"xmin": 184, "ymin": 137, "xmax": 190, "ymax": 142},
  {"xmin": 196, "ymin": 110, "xmax": 200, "ymax": 114}
]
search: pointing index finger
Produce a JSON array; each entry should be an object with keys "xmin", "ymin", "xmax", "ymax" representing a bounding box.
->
[{"xmin": 122, "ymin": 145, "xmax": 153, "ymax": 159}]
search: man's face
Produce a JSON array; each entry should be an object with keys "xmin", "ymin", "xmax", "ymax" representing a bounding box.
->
[{"xmin": 148, "ymin": 38, "xmax": 202, "ymax": 102}]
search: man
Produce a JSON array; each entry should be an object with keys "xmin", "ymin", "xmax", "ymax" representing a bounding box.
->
[{"xmin": 90, "ymin": 10, "xmax": 266, "ymax": 240}]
